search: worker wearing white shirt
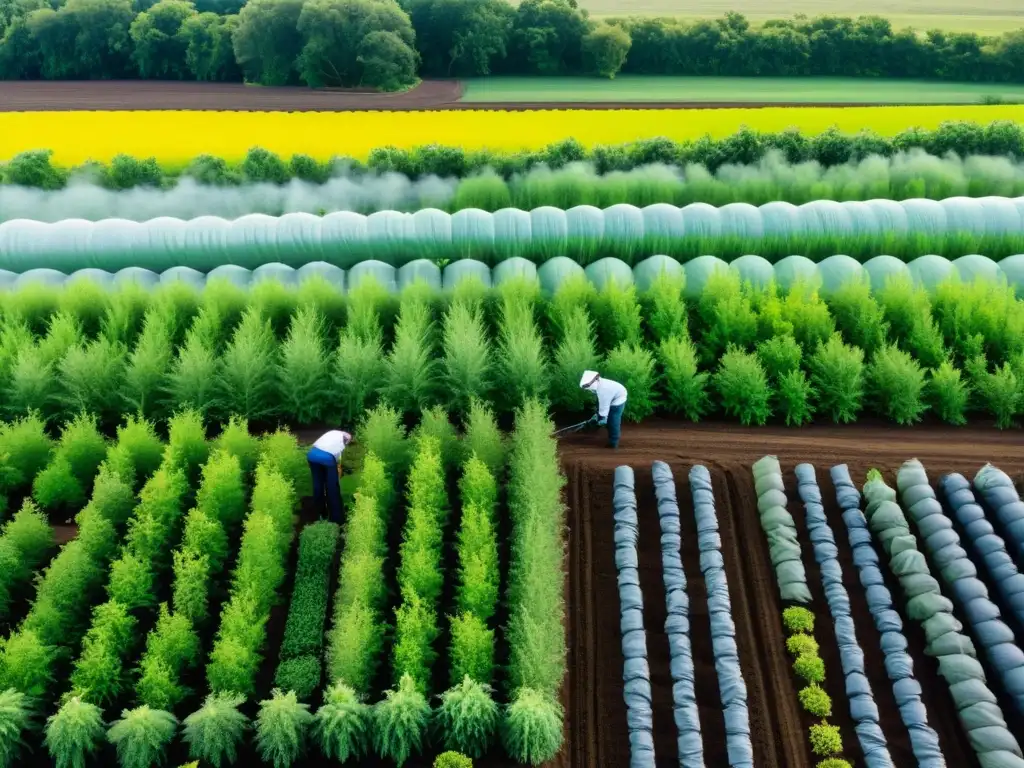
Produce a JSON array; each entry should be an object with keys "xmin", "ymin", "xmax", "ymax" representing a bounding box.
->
[
  {"xmin": 307, "ymin": 429, "xmax": 352, "ymax": 522},
  {"xmin": 579, "ymin": 370, "xmax": 628, "ymax": 448}
]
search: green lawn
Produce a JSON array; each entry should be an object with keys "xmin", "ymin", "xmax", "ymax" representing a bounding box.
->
[{"xmin": 459, "ymin": 76, "xmax": 1024, "ymax": 104}]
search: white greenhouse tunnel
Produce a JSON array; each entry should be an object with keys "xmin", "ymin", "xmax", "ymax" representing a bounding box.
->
[
  {"xmin": 6, "ymin": 252, "xmax": 1024, "ymax": 298},
  {"xmin": 0, "ymin": 196, "xmax": 1022, "ymax": 273}
]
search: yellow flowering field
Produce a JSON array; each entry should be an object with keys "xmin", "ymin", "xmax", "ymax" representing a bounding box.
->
[{"xmin": 1, "ymin": 105, "xmax": 1022, "ymax": 164}]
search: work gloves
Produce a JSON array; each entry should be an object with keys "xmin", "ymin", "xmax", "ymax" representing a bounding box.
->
[{"xmin": 589, "ymin": 413, "xmax": 606, "ymax": 426}]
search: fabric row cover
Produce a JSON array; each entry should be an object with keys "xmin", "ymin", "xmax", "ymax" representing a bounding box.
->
[
  {"xmin": 651, "ymin": 461, "xmax": 704, "ymax": 767},
  {"xmin": 795, "ymin": 464, "xmax": 893, "ymax": 768},
  {"xmin": 751, "ymin": 456, "xmax": 810, "ymax": 603},
  {"xmin": 936, "ymin": 473, "xmax": 1024, "ymax": 716},
  {"xmin": 689, "ymin": 465, "xmax": 753, "ymax": 768},
  {"xmin": 864, "ymin": 470, "xmax": 1024, "ymax": 767},
  {"xmin": 2, "ymin": 196, "xmax": 1022, "ymax": 270},
  {"xmin": 949, "ymin": 472, "xmax": 1024, "ymax": 629},
  {"xmin": 612, "ymin": 466, "xmax": 655, "ymax": 768},
  {"xmin": 830, "ymin": 465, "xmax": 945, "ymax": 767},
  {"xmin": 973, "ymin": 465, "xmax": 1024, "ymax": 568}
]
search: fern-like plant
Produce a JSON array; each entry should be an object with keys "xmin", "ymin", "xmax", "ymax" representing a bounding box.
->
[
  {"xmin": 436, "ymin": 676, "xmax": 499, "ymax": 758},
  {"xmin": 313, "ymin": 682, "xmax": 371, "ymax": 763},
  {"xmin": 181, "ymin": 692, "xmax": 249, "ymax": 768},
  {"xmin": 44, "ymin": 696, "xmax": 105, "ymax": 768},
  {"xmin": 106, "ymin": 706, "xmax": 178, "ymax": 768},
  {"xmin": 255, "ymin": 689, "xmax": 314, "ymax": 768},
  {"xmin": 373, "ymin": 673, "xmax": 431, "ymax": 766}
]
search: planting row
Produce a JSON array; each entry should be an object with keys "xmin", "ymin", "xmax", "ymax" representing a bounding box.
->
[
  {"xmin": 2, "ymin": 268, "xmax": 1024, "ymax": 429},
  {"xmin": 4, "ymin": 195, "xmax": 1024, "ymax": 272}
]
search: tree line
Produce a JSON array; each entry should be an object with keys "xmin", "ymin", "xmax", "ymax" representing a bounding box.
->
[{"xmin": 0, "ymin": 0, "xmax": 1023, "ymax": 89}]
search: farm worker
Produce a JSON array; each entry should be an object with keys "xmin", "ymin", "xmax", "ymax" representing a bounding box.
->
[
  {"xmin": 307, "ymin": 429, "xmax": 352, "ymax": 523},
  {"xmin": 580, "ymin": 370, "xmax": 628, "ymax": 448}
]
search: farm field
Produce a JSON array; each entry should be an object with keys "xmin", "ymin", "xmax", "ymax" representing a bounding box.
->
[
  {"xmin": 576, "ymin": 0, "xmax": 1023, "ymax": 35},
  {"xmin": 560, "ymin": 422, "xmax": 1024, "ymax": 767},
  {"xmin": 3, "ymin": 105, "xmax": 1024, "ymax": 165},
  {"xmin": 459, "ymin": 76, "xmax": 1024, "ymax": 105}
]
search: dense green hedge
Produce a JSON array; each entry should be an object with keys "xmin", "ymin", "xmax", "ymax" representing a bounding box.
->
[{"xmin": 5, "ymin": 120, "xmax": 1024, "ymax": 192}]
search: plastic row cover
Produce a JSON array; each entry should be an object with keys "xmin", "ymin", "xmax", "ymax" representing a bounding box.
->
[
  {"xmin": 751, "ymin": 456, "xmax": 810, "ymax": 603},
  {"xmin": 973, "ymin": 465, "xmax": 1024, "ymax": 567},
  {"xmin": 940, "ymin": 474, "xmax": 1024, "ymax": 712},
  {"xmin": 651, "ymin": 461, "xmax": 704, "ymax": 768},
  {"xmin": 613, "ymin": 466, "xmax": 655, "ymax": 768},
  {"xmin": 830, "ymin": 465, "xmax": 945, "ymax": 767},
  {"xmin": 946, "ymin": 472, "xmax": 1024, "ymax": 629},
  {"xmin": 689, "ymin": 465, "xmax": 753, "ymax": 768},
  {"xmin": 863, "ymin": 472, "xmax": 1024, "ymax": 766},
  {"xmin": 896, "ymin": 462, "xmax": 1024, "ymax": 760},
  {"xmin": 795, "ymin": 464, "xmax": 893, "ymax": 768}
]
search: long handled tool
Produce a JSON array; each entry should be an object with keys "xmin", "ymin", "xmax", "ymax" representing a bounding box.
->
[{"xmin": 553, "ymin": 418, "xmax": 594, "ymax": 437}]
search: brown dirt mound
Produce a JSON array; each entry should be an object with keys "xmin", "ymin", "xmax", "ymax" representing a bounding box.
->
[
  {"xmin": 558, "ymin": 420, "xmax": 1024, "ymax": 768},
  {"xmin": 0, "ymin": 80, "xmax": 905, "ymax": 111}
]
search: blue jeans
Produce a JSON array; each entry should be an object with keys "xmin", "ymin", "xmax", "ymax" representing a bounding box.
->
[
  {"xmin": 307, "ymin": 447, "xmax": 342, "ymax": 523},
  {"xmin": 606, "ymin": 403, "xmax": 625, "ymax": 448}
]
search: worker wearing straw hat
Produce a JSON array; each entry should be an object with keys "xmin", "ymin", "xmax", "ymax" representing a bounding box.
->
[
  {"xmin": 307, "ymin": 429, "xmax": 352, "ymax": 522},
  {"xmin": 580, "ymin": 370, "xmax": 628, "ymax": 448}
]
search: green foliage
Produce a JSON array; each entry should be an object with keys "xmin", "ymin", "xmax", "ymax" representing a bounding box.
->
[
  {"xmin": 815, "ymin": 759, "xmax": 854, "ymax": 768},
  {"xmin": 107, "ymin": 706, "xmax": 178, "ymax": 768},
  {"xmin": 928, "ymin": 361, "xmax": 970, "ymax": 426},
  {"xmin": 434, "ymin": 752, "xmax": 474, "ymax": 768},
  {"xmin": 658, "ymin": 335, "xmax": 709, "ymax": 421},
  {"xmin": 172, "ymin": 550, "xmax": 211, "ymax": 626},
  {"xmin": 0, "ymin": 501, "xmax": 53, "ymax": 618},
  {"xmin": 776, "ymin": 369, "xmax": 815, "ymax": 427},
  {"xmin": 259, "ymin": 429, "xmax": 310, "ymax": 498},
  {"xmin": 783, "ymin": 606, "xmax": 815, "ymax": 634},
  {"xmin": 181, "ymin": 508, "xmax": 228, "ymax": 578},
  {"xmin": 867, "ymin": 344, "xmax": 927, "ymax": 425},
  {"xmin": 214, "ymin": 416, "xmax": 260, "ymax": 478},
  {"xmin": 392, "ymin": 592, "xmax": 440, "ymax": 692},
  {"xmin": 786, "ymin": 634, "xmax": 819, "ymax": 657},
  {"xmin": 808, "ymin": 721, "xmax": 843, "ymax": 756},
  {"xmin": 0, "ymin": 688, "xmax": 32, "ymax": 768},
  {"xmin": 167, "ymin": 322, "xmax": 219, "ymax": 419},
  {"xmin": 413, "ymin": 406, "xmax": 462, "ymax": 471},
  {"xmin": 641, "ymin": 271, "xmax": 687, "ymax": 342},
  {"xmin": 0, "ymin": 413, "xmax": 53, "ymax": 494},
  {"xmin": 603, "ymin": 342, "xmax": 656, "ymax": 421},
  {"xmin": 278, "ymin": 521, "xmax": 340, "ymax": 660},
  {"xmin": 334, "ymin": 311, "xmax": 385, "ymax": 424},
  {"xmin": 809, "ymin": 333, "xmax": 864, "ymax": 423},
  {"xmin": 450, "ymin": 613, "xmax": 495, "ymax": 686},
  {"xmin": 385, "ymin": 296, "xmax": 438, "ymax": 414},
  {"xmin": 124, "ymin": 465, "xmax": 188, "ymax": 568},
  {"xmin": 255, "ymin": 689, "xmax": 314, "ymax": 768},
  {"xmin": 358, "ymin": 403, "xmax": 410, "ymax": 476},
  {"xmin": 107, "ymin": 553, "xmax": 156, "ymax": 610},
  {"xmin": 70, "ymin": 599, "xmax": 137, "ymax": 705},
  {"xmin": 59, "ymin": 337, "xmax": 128, "ymax": 423},
  {"xmin": 313, "ymin": 682, "xmax": 370, "ymax": 764},
  {"xmin": 182, "ymin": 692, "xmax": 249, "ymax": 768},
  {"xmin": 550, "ymin": 305, "xmax": 600, "ymax": 414},
  {"xmin": 443, "ymin": 300, "xmax": 493, "ymax": 415},
  {"xmin": 502, "ymin": 687, "xmax": 564, "ymax": 765},
  {"xmin": 793, "ymin": 652, "xmax": 826, "ymax": 684},
  {"xmin": 757, "ymin": 335, "xmax": 802, "ymax": 380},
  {"xmin": 136, "ymin": 605, "xmax": 201, "ymax": 711},
  {"xmin": 590, "ymin": 280, "xmax": 642, "ymax": 350},
  {"xmin": 0, "ymin": 629, "xmax": 55, "ymax": 697},
  {"xmin": 436, "ymin": 676, "xmax": 499, "ymax": 758},
  {"xmin": 798, "ymin": 684, "xmax": 833, "ymax": 718},
  {"xmin": 971, "ymin": 359, "xmax": 1021, "ymax": 428},
  {"xmin": 273, "ymin": 655, "xmax": 321, "ymax": 701},
  {"xmin": 279, "ymin": 306, "xmax": 330, "ymax": 424},
  {"xmin": 164, "ymin": 408, "xmax": 209, "ymax": 486},
  {"xmin": 44, "ymin": 696, "xmax": 106, "ymax": 768},
  {"xmin": 496, "ymin": 293, "xmax": 549, "ymax": 412},
  {"xmin": 196, "ymin": 449, "xmax": 246, "ymax": 529},
  {"xmin": 115, "ymin": 416, "xmax": 164, "ymax": 487},
  {"xmin": 218, "ymin": 307, "xmax": 279, "ymax": 420},
  {"xmin": 827, "ymin": 278, "xmax": 887, "ymax": 356},
  {"xmin": 698, "ymin": 270, "xmax": 758, "ymax": 365},
  {"xmin": 714, "ymin": 346, "xmax": 772, "ymax": 426},
  {"xmin": 462, "ymin": 400, "xmax": 505, "ymax": 477},
  {"xmin": 373, "ymin": 673, "xmax": 431, "ymax": 767}
]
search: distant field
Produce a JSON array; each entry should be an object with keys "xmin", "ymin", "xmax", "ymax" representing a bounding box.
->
[
  {"xmin": 460, "ymin": 76, "xmax": 1024, "ymax": 104},
  {"xmin": 574, "ymin": 0, "xmax": 1023, "ymax": 34}
]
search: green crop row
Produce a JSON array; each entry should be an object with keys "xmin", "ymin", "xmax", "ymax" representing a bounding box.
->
[
  {"xmin": 503, "ymin": 401, "xmax": 567, "ymax": 764},
  {"xmin": 0, "ymin": 501, "xmax": 52, "ymax": 625},
  {"xmin": 273, "ymin": 521, "xmax": 340, "ymax": 700}
]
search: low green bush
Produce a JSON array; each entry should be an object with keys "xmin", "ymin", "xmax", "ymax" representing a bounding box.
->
[
  {"xmin": 259, "ymin": 430, "xmax": 310, "ymax": 497},
  {"xmin": 0, "ymin": 501, "xmax": 53, "ymax": 617},
  {"xmin": 358, "ymin": 405, "xmax": 410, "ymax": 477},
  {"xmin": 107, "ymin": 706, "xmax": 178, "ymax": 768},
  {"xmin": 0, "ymin": 688, "xmax": 32, "ymax": 768},
  {"xmin": 809, "ymin": 333, "xmax": 864, "ymax": 423},
  {"xmin": 44, "ymin": 695, "xmax": 106, "ymax": 768},
  {"xmin": 181, "ymin": 692, "xmax": 249, "ymax": 768},
  {"xmin": 808, "ymin": 722, "xmax": 843, "ymax": 756},
  {"xmin": 867, "ymin": 344, "xmax": 927, "ymax": 425},
  {"xmin": 255, "ymin": 689, "xmax": 313, "ymax": 768},
  {"xmin": 106, "ymin": 553, "xmax": 156, "ymax": 610},
  {"xmin": 757, "ymin": 335, "xmax": 803, "ymax": 380},
  {"xmin": 214, "ymin": 416, "xmax": 260, "ymax": 478},
  {"xmin": 782, "ymin": 607, "xmax": 815, "ymax": 634},
  {"xmin": 793, "ymin": 653, "xmax": 826, "ymax": 684},
  {"xmin": 69, "ymin": 600, "xmax": 137, "ymax": 705},
  {"xmin": 785, "ymin": 634, "xmax": 819, "ymax": 657},
  {"xmin": 550, "ymin": 306, "xmax": 600, "ymax": 414},
  {"xmin": 462, "ymin": 400, "xmax": 505, "ymax": 477},
  {"xmin": 776, "ymin": 369, "xmax": 815, "ymax": 427},
  {"xmin": 413, "ymin": 406, "xmax": 462, "ymax": 471},
  {"xmin": 436, "ymin": 676, "xmax": 499, "ymax": 758},
  {"xmin": 274, "ymin": 655, "xmax": 322, "ymax": 702},
  {"xmin": 928, "ymin": 361, "xmax": 970, "ymax": 426},
  {"xmin": 279, "ymin": 306, "xmax": 330, "ymax": 425},
  {"xmin": 313, "ymin": 682, "xmax": 370, "ymax": 763},
  {"xmin": 826, "ymin": 279, "xmax": 888, "ymax": 356},
  {"xmin": 0, "ymin": 413, "xmax": 53, "ymax": 496},
  {"xmin": 815, "ymin": 759, "xmax": 854, "ymax": 768},
  {"xmin": 658, "ymin": 335, "xmax": 710, "ymax": 421},
  {"xmin": 218, "ymin": 308, "xmax": 280, "ymax": 421},
  {"xmin": 385, "ymin": 296, "xmax": 438, "ymax": 415},
  {"xmin": 136, "ymin": 605, "xmax": 201, "ymax": 711},
  {"xmin": 642, "ymin": 272, "xmax": 687, "ymax": 343},
  {"xmin": 502, "ymin": 687, "xmax": 564, "ymax": 765},
  {"xmin": 714, "ymin": 347, "xmax": 772, "ymax": 426},
  {"xmin": 798, "ymin": 684, "xmax": 833, "ymax": 717},
  {"xmin": 443, "ymin": 301, "xmax": 494, "ymax": 417},
  {"xmin": 603, "ymin": 342, "xmax": 657, "ymax": 422},
  {"xmin": 279, "ymin": 522, "xmax": 340, "ymax": 661},
  {"xmin": 434, "ymin": 752, "xmax": 474, "ymax": 768},
  {"xmin": 496, "ymin": 293, "xmax": 549, "ymax": 413},
  {"xmin": 373, "ymin": 674, "xmax": 431, "ymax": 766}
]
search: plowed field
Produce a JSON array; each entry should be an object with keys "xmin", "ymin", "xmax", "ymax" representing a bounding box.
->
[{"xmin": 557, "ymin": 420, "xmax": 1024, "ymax": 768}]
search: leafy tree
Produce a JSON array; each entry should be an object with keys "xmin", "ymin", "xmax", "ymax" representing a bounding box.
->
[
  {"xmin": 582, "ymin": 21, "xmax": 629, "ymax": 78},
  {"xmin": 358, "ymin": 29, "xmax": 417, "ymax": 90},
  {"xmin": 408, "ymin": 0, "xmax": 512, "ymax": 76},
  {"xmin": 296, "ymin": 0, "xmax": 417, "ymax": 89},
  {"xmin": 180, "ymin": 11, "xmax": 241, "ymax": 80},
  {"xmin": 510, "ymin": 0, "xmax": 588, "ymax": 74},
  {"xmin": 232, "ymin": 0, "xmax": 303, "ymax": 85},
  {"xmin": 130, "ymin": 0, "xmax": 196, "ymax": 78}
]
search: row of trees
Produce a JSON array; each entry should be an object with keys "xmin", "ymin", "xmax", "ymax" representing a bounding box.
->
[{"xmin": 0, "ymin": 0, "xmax": 1023, "ymax": 88}]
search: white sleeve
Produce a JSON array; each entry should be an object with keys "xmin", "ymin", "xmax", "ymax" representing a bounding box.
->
[{"xmin": 597, "ymin": 387, "xmax": 612, "ymax": 418}]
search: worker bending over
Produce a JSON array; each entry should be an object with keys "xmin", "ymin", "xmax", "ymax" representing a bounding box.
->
[
  {"xmin": 580, "ymin": 370, "xmax": 628, "ymax": 448},
  {"xmin": 307, "ymin": 429, "xmax": 352, "ymax": 523}
]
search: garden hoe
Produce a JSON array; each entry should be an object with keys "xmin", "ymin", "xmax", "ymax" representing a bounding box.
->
[{"xmin": 552, "ymin": 418, "xmax": 596, "ymax": 438}]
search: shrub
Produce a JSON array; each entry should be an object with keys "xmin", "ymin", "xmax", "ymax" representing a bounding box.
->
[
  {"xmin": 776, "ymin": 369, "xmax": 815, "ymax": 427},
  {"xmin": 808, "ymin": 721, "xmax": 843, "ymax": 756},
  {"xmin": 214, "ymin": 416, "xmax": 260, "ymax": 478},
  {"xmin": 164, "ymin": 409, "xmax": 209, "ymax": 487},
  {"xmin": 462, "ymin": 400, "xmax": 505, "ymax": 477},
  {"xmin": 259, "ymin": 430, "xmax": 310, "ymax": 498},
  {"xmin": 357, "ymin": 404, "xmax": 410, "ymax": 476},
  {"xmin": 279, "ymin": 521, "xmax": 340, "ymax": 660},
  {"xmin": 435, "ymin": 752, "xmax": 474, "ymax": 768},
  {"xmin": 794, "ymin": 653, "xmax": 826, "ymax": 684},
  {"xmin": 274, "ymin": 655, "xmax": 321, "ymax": 701},
  {"xmin": 0, "ymin": 629, "xmax": 54, "ymax": 696},
  {"xmin": 136, "ymin": 605, "xmax": 201, "ymax": 711},
  {"xmin": 0, "ymin": 688, "xmax": 31, "ymax": 768},
  {"xmin": 70, "ymin": 600, "xmax": 137, "ymax": 705},
  {"xmin": 826, "ymin": 278, "xmax": 888, "ymax": 356},
  {"xmin": 373, "ymin": 673, "xmax": 431, "ymax": 766},
  {"xmin": 392, "ymin": 593, "xmax": 440, "ymax": 692},
  {"xmin": 809, "ymin": 333, "xmax": 864, "ymax": 423},
  {"xmin": 799, "ymin": 684, "xmax": 833, "ymax": 717},
  {"xmin": 181, "ymin": 509, "xmax": 229, "ymax": 577},
  {"xmin": 496, "ymin": 294, "xmax": 549, "ymax": 412},
  {"xmin": 196, "ymin": 449, "xmax": 246, "ymax": 529},
  {"xmin": 0, "ymin": 413, "xmax": 54, "ymax": 495},
  {"xmin": 816, "ymin": 759, "xmax": 854, "ymax": 768},
  {"xmin": 714, "ymin": 346, "xmax": 772, "ymax": 426},
  {"xmin": 107, "ymin": 706, "xmax": 178, "ymax": 768},
  {"xmin": 107, "ymin": 553, "xmax": 156, "ymax": 610},
  {"xmin": 279, "ymin": 306, "xmax": 330, "ymax": 424},
  {"xmin": 115, "ymin": 416, "xmax": 164, "ymax": 487},
  {"xmin": 413, "ymin": 406, "xmax": 462, "ymax": 471},
  {"xmin": 603, "ymin": 342, "xmax": 657, "ymax": 422},
  {"xmin": 33, "ymin": 457, "xmax": 85, "ymax": 513},
  {"xmin": 167, "ymin": 325, "xmax": 219, "ymax": 419},
  {"xmin": 782, "ymin": 607, "xmax": 815, "ymax": 634},
  {"xmin": 928, "ymin": 361, "xmax": 970, "ymax": 426},
  {"xmin": 19, "ymin": 542, "xmax": 107, "ymax": 650},
  {"xmin": 436, "ymin": 676, "xmax": 499, "ymax": 758},
  {"xmin": 442, "ymin": 301, "xmax": 493, "ymax": 416},
  {"xmin": 502, "ymin": 687, "xmax": 564, "ymax": 765},
  {"xmin": 44, "ymin": 695, "xmax": 106, "ymax": 768},
  {"xmin": 867, "ymin": 344, "xmax": 927, "ymax": 425},
  {"xmin": 218, "ymin": 307, "xmax": 279, "ymax": 420},
  {"xmin": 255, "ymin": 689, "xmax": 314, "ymax": 768},
  {"xmin": 786, "ymin": 634, "xmax": 819, "ymax": 657},
  {"xmin": 641, "ymin": 271, "xmax": 687, "ymax": 342},
  {"xmin": 172, "ymin": 550, "xmax": 211, "ymax": 626},
  {"xmin": 550, "ymin": 306, "xmax": 600, "ymax": 414},
  {"xmin": 58, "ymin": 337, "xmax": 127, "ymax": 423},
  {"xmin": 334, "ymin": 318, "xmax": 385, "ymax": 424},
  {"xmin": 590, "ymin": 280, "xmax": 642, "ymax": 350},
  {"xmin": 450, "ymin": 613, "xmax": 495, "ymax": 686},
  {"xmin": 658, "ymin": 335, "xmax": 709, "ymax": 421},
  {"xmin": 313, "ymin": 682, "xmax": 370, "ymax": 763},
  {"xmin": 0, "ymin": 501, "xmax": 54, "ymax": 609},
  {"xmin": 972, "ymin": 360, "xmax": 1020, "ymax": 429},
  {"xmin": 181, "ymin": 692, "xmax": 249, "ymax": 768},
  {"xmin": 385, "ymin": 297, "xmax": 437, "ymax": 414},
  {"xmin": 757, "ymin": 335, "xmax": 802, "ymax": 380},
  {"xmin": 121, "ymin": 313, "xmax": 172, "ymax": 420},
  {"xmin": 697, "ymin": 270, "xmax": 758, "ymax": 365}
]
